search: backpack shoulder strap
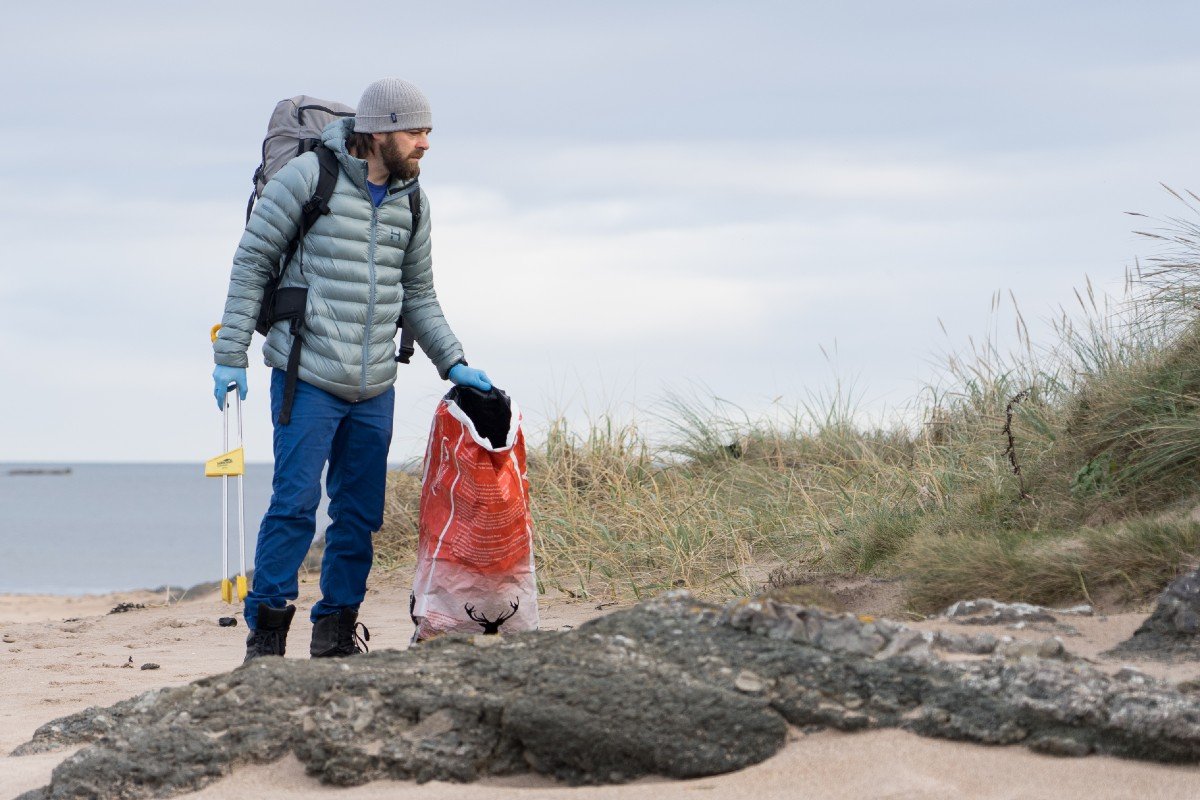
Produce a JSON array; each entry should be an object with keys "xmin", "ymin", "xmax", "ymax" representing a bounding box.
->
[
  {"xmin": 280, "ymin": 146, "xmax": 339, "ymax": 271},
  {"xmin": 301, "ymin": 145, "xmax": 339, "ymax": 233},
  {"xmin": 408, "ymin": 181, "xmax": 422, "ymax": 236},
  {"xmin": 272, "ymin": 148, "xmax": 337, "ymax": 424},
  {"xmin": 395, "ymin": 182, "xmax": 423, "ymax": 365}
]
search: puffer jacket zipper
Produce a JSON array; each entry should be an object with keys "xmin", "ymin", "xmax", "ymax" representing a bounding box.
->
[{"xmin": 360, "ymin": 206, "xmax": 379, "ymax": 401}]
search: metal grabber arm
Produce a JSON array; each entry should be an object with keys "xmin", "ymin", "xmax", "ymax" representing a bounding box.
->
[
  {"xmin": 225, "ymin": 383, "xmax": 249, "ymax": 603},
  {"xmin": 206, "ymin": 324, "xmax": 249, "ymax": 604}
]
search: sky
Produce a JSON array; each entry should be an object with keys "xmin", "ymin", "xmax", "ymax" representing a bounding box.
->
[{"xmin": 2, "ymin": 1, "xmax": 1199, "ymax": 463}]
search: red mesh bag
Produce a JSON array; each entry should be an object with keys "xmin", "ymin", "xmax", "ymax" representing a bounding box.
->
[{"xmin": 410, "ymin": 386, "xmax": 538, "ymax": 640}]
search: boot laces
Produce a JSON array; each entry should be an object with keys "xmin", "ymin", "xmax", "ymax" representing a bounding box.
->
[
  {"xmin": 247, "ymin": 628, "xmax": 286, "ymax": 659},
  {"xmin": 339, "ymin": 620, "xmax": 370, "ymax": 655}
]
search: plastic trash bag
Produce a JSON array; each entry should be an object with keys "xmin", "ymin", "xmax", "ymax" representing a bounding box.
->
[{"xmin": 410, "ymin": 386, "xmax": 538, "ymax": 641}]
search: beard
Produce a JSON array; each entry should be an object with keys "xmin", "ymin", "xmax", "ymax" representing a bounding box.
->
[{"xmin": 379, "ymin": 137, "xmax": 422, "ymax": 181}]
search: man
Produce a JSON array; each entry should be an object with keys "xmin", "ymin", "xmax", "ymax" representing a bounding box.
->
[{"xmin": 211, "ymin": 77, "xmax": 492, "ymax": 662}]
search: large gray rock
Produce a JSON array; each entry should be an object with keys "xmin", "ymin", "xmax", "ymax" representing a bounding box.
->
[
  {"xmin": 15, "ymin": 592, "xmax": 1200, "ymax": 799},
  {"xmin": 1109, "ymin": 568, "xmax": 1200, "ymax": 658}
]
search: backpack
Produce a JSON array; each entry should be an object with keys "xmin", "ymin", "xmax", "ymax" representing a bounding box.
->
[{"xmin": 247, "ymin": 95, "xmax": 420, "ymax": 424}]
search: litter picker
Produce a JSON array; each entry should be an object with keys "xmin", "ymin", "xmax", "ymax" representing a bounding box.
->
[{"xmin": 206, "ymin": 324, "xmax": 248, "ymax": 604}]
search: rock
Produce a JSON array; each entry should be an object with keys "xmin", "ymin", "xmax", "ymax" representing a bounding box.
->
[
  {"xmin": 1114, "ymin": 667, "xmax": 1154, "ymax": 686},
  {"xmin": 734, "ymin": 670, "xmax": 765, "ymax": 694},
  {"xmin": 991, "ymin": 637, "xmax": 1071, "ymax": 662},
  {"xmin": 942, "ymin": 598, "xmax": 1060, "ymax": 625},
  {"xmin": 997, "ymin": 639, "xmax": 1041, "ymax": 660},
  {"xmin": 933, "ymin": 632, "xmax": 999, "ymax": 655},
  {"xmin": 109, "ymin": 603, "xmax": 146, "ymax": 615},
  {"xmin": 141, "ymin": 663, "xmax": 161, "ymax": 671},
  {"xmin": 2, "ymin": 634, "xmax": 15, "ymax": 643},
  {"xmin": 876, "ymin": 629, "xmax": 934, "ymax": 660},
  {"xmin": 841, "ymin": 693, "xmax": 865, "ymax": 710},
  {"xmin": 1058, "ymin": 604, "xmax": 1095, "ymax": 617},
  {"xmin": 1108, "ymin": 567, "xmax": 1200, "ymax": 659},
  {"xmin": 1036, "ymin": 638, "xmax": 1066, "ymax": 659},
  {"xmin": 1029, "ymin": 734, "xmax": 1092, "ymax": 757},
  {"xmin": 15, "ymin": 591, "xmax": 1200, "ymax": 799}
]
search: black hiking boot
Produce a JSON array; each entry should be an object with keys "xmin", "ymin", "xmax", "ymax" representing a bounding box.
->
[
  {"xmin": 243, "ymin": 604, "xmax": 297, "ymax": 663},
  {"xmin": 310, "ymin": 608, "xmax": 370, "ymax": 658}
]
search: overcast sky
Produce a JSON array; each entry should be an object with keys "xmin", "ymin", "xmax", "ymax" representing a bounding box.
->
[{"xmin": 2, "ymin": 1, "xmax": 1198, "ymax": 463}]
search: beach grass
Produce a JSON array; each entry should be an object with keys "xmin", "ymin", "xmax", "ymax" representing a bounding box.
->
[{"xmin": 377, "ymin": 193, "xmax": 1200, "ymax": 611}]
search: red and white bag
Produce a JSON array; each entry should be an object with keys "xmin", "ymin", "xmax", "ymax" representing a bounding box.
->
[{"xmin": 410, "ymin": 386, "xmax": 538, "ymax": 641}]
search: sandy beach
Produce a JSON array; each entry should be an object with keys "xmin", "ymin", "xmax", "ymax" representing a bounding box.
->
[{"xmin": 4, "ymin": 572, "xmax": 1200, "ymax": 799}]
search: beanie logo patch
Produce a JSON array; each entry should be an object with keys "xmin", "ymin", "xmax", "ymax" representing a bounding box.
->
[{"xmin": 390, "ymin": 112, "xmax": 398, "ymax": 123}]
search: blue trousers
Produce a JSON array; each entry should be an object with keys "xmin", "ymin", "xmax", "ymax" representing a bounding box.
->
[{"xmin": 244, "ymin": 369, "xmax": 394, "ymax": 629}]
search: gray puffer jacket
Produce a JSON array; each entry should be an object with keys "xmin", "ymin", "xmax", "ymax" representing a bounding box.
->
[{"xmin": 213, "ymin": 117, "xmax": 464, "ymax": 402}]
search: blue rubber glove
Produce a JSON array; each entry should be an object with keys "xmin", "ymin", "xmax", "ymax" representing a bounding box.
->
[
  {"xmin": 448, "ymin": 363, "xmax": 492, "ymax": 392},
  {"xmin": 212, "ymin": 365, "xmax": 247, "ymax": 411}
]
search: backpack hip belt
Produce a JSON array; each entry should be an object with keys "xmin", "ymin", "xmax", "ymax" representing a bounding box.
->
[{"xmin": 269, "ymin": 288, "xmax": 309, "ymax": 426}]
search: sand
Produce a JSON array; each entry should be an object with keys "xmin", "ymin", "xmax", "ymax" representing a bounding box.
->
[{"xmin": 3, "ymin": 573, "xmax": 1200, "ymax": 799}]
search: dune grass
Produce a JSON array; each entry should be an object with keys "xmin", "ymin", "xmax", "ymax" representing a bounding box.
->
[{"xmin": 377, "ymin": 193, "xmax": 1200, "ymax": 611}]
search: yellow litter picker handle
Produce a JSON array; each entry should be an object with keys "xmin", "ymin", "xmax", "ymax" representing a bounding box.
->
[
  {"xmin": 221, "ymin": 576, "xmax": 248, "ymax": 604},
  {"xmin": 210, "ymin": 323, "xmax": 222, "ymax": 343}
]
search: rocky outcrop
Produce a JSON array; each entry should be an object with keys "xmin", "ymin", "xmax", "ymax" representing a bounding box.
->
[
  {"xmin": 1109, "ymin": 568, "xmax": 1200, "ymax": 658},
  {"xmin": 16, "ymin": 592, "xmax": 1200, "ymax": 799}
]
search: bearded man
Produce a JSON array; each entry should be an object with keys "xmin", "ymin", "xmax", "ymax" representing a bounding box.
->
[{"xmin": 211, "ymin": 78, "xmax": 492, "ymax": 662}]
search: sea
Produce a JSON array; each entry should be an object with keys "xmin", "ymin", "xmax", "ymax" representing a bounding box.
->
[{"xmin": 0, "ymin": 463, "xmax": 337, "ymax": 595}]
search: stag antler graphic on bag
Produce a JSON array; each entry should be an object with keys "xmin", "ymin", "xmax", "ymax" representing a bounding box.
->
[{"xmin": 464, "ymin": 599, "xmax": 520, "ymax": 634}]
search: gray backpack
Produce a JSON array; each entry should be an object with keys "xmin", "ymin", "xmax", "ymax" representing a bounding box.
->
[{"xmin": 246, "ymin": 95, "xmax": 355, "ymax": 221}]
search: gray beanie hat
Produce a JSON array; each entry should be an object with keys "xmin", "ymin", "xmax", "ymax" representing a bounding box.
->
[{"xmin": 354, "ymin": 78, "xmax": 432, "ymax": 133}]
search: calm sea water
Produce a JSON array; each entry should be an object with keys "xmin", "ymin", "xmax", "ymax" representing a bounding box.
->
[{"xmin": 0, "ymin": 463, "xmax": 336, "ymax": 595}]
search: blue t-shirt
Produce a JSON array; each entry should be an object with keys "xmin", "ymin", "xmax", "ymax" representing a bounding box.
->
[{"xmin": 366, "ymin": 180, "xmax": 388, "ymax": 208}]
